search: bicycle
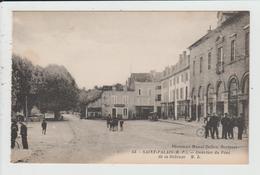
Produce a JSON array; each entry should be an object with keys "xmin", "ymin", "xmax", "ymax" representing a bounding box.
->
[{"xmin": 196, "ymin": 124, "xmax": 206, "ymax": 137}]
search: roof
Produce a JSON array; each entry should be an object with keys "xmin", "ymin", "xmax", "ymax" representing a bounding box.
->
[
  {"xmin": 130, "ymin": 73, "xmax": 153, "ymax": 82},
  {"xmin": 188, "ymin": 11, "xmax": 247, "ymax": 50}
]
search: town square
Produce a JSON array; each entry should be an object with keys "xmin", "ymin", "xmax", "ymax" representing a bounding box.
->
[{"xmin": 10, "ymin": 11, "xmax": 249, "ymax": 163}]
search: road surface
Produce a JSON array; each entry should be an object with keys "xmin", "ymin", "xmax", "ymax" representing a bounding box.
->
[{"xmin": 11, "ymin": 114, "xmax": 248, "ymax": 163}]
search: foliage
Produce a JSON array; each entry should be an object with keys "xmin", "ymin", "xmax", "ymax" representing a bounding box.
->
[{"xmin": 12, "ymin": 54, "xmax": 79, "ymax": 119}]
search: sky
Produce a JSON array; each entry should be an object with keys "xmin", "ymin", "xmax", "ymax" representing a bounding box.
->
[{"xmin": 13, "ymin": 11, "xmax": 217, "ymax": 89}]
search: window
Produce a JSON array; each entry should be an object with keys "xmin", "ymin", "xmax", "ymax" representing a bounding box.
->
[
  {"xmin": 180, "ymin": 88, "xmax": 183, "ymax": 100},
  {"xmin": 173, "ymin": 90, "xmax": 175, "ymax": 100},
  {"xmin": 123, "ymin": 96, "xmax": 128, "ymax": 104},
  {"xmin": 176, "ymin": 89, "xmax": 179, "ymax": 100},
  {"xmin": 245, "ymin": 32, "xmax": 249, "ymax": 57},
  {"xmin": 156, "ymin": 85, "xmax": 161, "ymax": 90},
  {"xmin": 111, "ymin": 95, "xmax": 117, "ymax": 104},
  {"xmin": 208, "ymin": 52, "xmax": 211, "ymax": 70},
  {"xmin": 170, "ymin": 80, "xmax": 172, "ymax": 86},
  {"xmin": 217, "ymin": 47, "xmax": 223, "ymax": 63},
  {"xmin": 117, "ymin": 96, "xmax": 122, "ymax": 104},
  {"xmin": 156, "ymin": 94, "xmax": 161, "ymax": 101},
  {"xmin": 123, "ymin": 108, "xmax": 128, "ymax": 116},
  {"xmin": 138, "ymin": 89, "xmax": 141, "ymax": 95},
  {"xmin": 193, "ymin": 60, "xmax": 196, "ymax": 76},
  {"xmin": 186, "ymin": 72, "xmax": 188, "ymax": 81},
  {"xmin": 185, "ymin": 86, "xmax": 188, "ymax": 100},
  {"xmin": 200, "ymin": 57, "xmax": 203, "ymax": 73},
  {"xmin": 231, "ymin": 40, "xmax": 235, "ymax": 61}
]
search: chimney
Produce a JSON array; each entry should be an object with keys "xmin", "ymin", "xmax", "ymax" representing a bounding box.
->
[
  {"xmin": 183, "ymin": 51, "xmax": 187, "ymax": 60},
  {"xmin": 207, "ymin": 25, "xmax": 212, "ymax": 33},
  {"xmin": 179, "ymin": 54, "xmax": 183, "ymax": 63}
]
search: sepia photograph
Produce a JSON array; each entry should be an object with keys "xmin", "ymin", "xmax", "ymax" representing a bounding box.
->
[{"xmin": 9, "ymin": 10, "xmax": 250, "ymax": 164}]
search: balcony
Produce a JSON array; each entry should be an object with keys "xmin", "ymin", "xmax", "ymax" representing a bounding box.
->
[{"xmin": 216, "ymin": 61, "xmax": 224, "ymax": 74}]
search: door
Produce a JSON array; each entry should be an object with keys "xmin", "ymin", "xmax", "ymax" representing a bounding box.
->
[
  {"xmin": 123, "ymin": 108, "xmax": 128, "ymax": 119},
  {"xmin": 112, "ymin": 108, "xmax": 116, "ymax": 118}
]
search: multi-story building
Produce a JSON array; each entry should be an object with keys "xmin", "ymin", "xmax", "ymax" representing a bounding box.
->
[
  {"xmin": 101, "ymin": 85, "xmax": 135, "ymax": 119},
  {"xmin": 171, "ymin": 51, "xmax": 190, "ymax": 120},
  {"xmin": 87, "ymin": 71, "xmax": 162, "ymax": 120},
  {"xmin": 161, "ymin": 51, "xmax": 190, "ymax": 120},
  {"xmin": 161, "ymin": 67, "xmax": 170, "ymax": 119},
  {"xmin": 127, "ymin": 72, "xmax": 162, "ymax": 119},
  {"xmin": 188, "ymin": 11, "xmax": 249, "ymax": 127}
]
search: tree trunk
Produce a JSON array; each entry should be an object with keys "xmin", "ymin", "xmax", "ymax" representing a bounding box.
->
[
  {"xmin": 80, "ymin": 105, "xmax": 86, "ymax": 119},
  {"xmin": 54, "ymin": 110, "xmax": 60, "ymax": 120}
]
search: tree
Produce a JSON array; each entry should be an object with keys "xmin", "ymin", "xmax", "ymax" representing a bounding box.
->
[
  {"xmin": 12, "ymin": 54, "xmax": 35, "ymax": 117},
  {"xmin": 12, "ymin": 54, "xmax": 80, "ymax": 120},
  {"xmin": 38, "ymin": 64, "xmax": 79, "ymax": 120},
  {"xmin": 78, "ymin": 88, "xmax": 102, "ymax": 118}
]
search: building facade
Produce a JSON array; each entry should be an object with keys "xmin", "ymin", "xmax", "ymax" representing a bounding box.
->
[
  {"xmin": 101, "ymin": 86, "xmax": 135, "ymax": 119},
  {"xmin": 127, "ymin": 72, "xmax": 162, "ymax": 119},
  {"xmin": 188, "ymin": 12, "xmax": 249, "ymax": 127},
  {"xmin": 161, "ymin": 51, "xmax": 190, "ymax": 120}
]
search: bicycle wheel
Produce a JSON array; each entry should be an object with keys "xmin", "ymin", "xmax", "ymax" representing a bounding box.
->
[
  {"xmin": 196, "ymin": 128, "xmax": 205, "ymax": 137},
  {"xmin": 14, "ymin": 141, "xmax": 20, "ymax": 149}
]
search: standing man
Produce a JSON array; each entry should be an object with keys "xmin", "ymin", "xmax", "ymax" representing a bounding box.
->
[
  {"xmin": 228, "ymin": 115, "xmax": 234, "ymax": 139},
  {"xmin": 119, "ymin": 120, "xmax": 124, "ymax": 131},
  {"xmin": 237, "ymin": 113, "xmax": 245, "ymax": 140},
  {"xmin": 41, "ymin": 119, "xmax": 47, "ymax": 135},
  {"xmin": 107, "ymin": 114, "xmax": 111, "ymax": 129},
  {"xmin": 20, "ymin": 122, "xmax": 28, "ymax": 149},
  {"xmin": 204, "ymin": 114, "xmax": 212, "ymax": 139},
  {"xmin": 211, "ymin": 113, "xmax": 220, "ymax": 139},
  {"xmin": 221, "ymin": 113, "xmax": 229, "ymax": 139},
  {"xmin": 11, "ymin": 120, "xmax": 18, "ymax": 149}
]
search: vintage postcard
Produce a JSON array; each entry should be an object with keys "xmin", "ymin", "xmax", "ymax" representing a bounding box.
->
[
  {"xmin": 9, "ymin": 10, "xmax": 249, "ymax": 164},
  {"xmin": 1, "ymin": 2, "xmax": 260, "ymax": 175}
]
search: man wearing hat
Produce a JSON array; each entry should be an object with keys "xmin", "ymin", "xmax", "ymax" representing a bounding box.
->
[
  {"xmin": 20, "ymin": 122, "xmax": 28, "ymax": 149},
  {"xmin": 221, "ymin": 113, "xmax": 229, "ymax": 139},
  {"xmin": 211, "ymin": 113, "xmax": 220, "ymax": 139}
]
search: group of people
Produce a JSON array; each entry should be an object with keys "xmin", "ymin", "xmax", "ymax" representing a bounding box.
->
[
  {"xmin": 204, "ymin": 113, "xmax": 245, "ymax": 140},
  {"xmin": 11, "ymin": 118, "xmax": 48, "ymax": 149},
  {"xmin": 106, "ymin": 114, "xmax": 124, "ymax": 131}
]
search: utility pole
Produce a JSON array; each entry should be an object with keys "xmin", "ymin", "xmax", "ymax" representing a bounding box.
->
[{"xmin": 25, "ymin": 95, "xmax": 28, "ymax": 122}]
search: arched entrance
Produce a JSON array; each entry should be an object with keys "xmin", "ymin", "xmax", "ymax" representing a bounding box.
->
[
  {"xmin": 241, "ymin": 74, "xmax": 249, "ymax": 128},
  {"xmin": 206, "ymin": 84, "xmax": 214, "ymax": 114},
  {"xmin": 216, "ymin": 81, "xmax": 225, "ymax": 116},
  {"xmin": 197, "ymin": 86, "xmax": 204, "ymax": 121},
  {"xmin": 228, "ymin": 78, "xmax": 239, "ymax": 117}
]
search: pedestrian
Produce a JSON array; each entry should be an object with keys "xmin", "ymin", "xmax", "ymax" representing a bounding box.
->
[
  {"xmin": 221, "ymin": 113, "xmax": 229, "ymax": 139},
  {"xmin": 20, "ymin": 122, "xmax": 28, "ymax": 149},
  {"xmin": 204, "ymin": 114, "xmax": 212, "ymax": 139},
  {"xmin": 11, "ymin": 120, "xmax": 18, "ymax": 149},
  {"xmin": 237, "ymin": 113, "xmax": 245, "ymax": 140},
  {"xmin": 107, "ymin": 114, "xmax": 111, "ymax": 129},
  {"xmin": 211, "ymin": 113, "xmax": 220, "ymax": 139},
  {"xmin": 228, "ymin": 115, "xmax": 234, "ymax": 139},
  {"xmin": 41, "ymin": 119, "xmax": 47, "ymax": 135},
  {"xmin": 120, "ymin": 120, "xmax": 124, "ymax": 131}
]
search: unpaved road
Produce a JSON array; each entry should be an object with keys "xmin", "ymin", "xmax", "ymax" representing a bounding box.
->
[{"xmin": 11, "ymin": 114, "xmax": 248, "ymax": 163}]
